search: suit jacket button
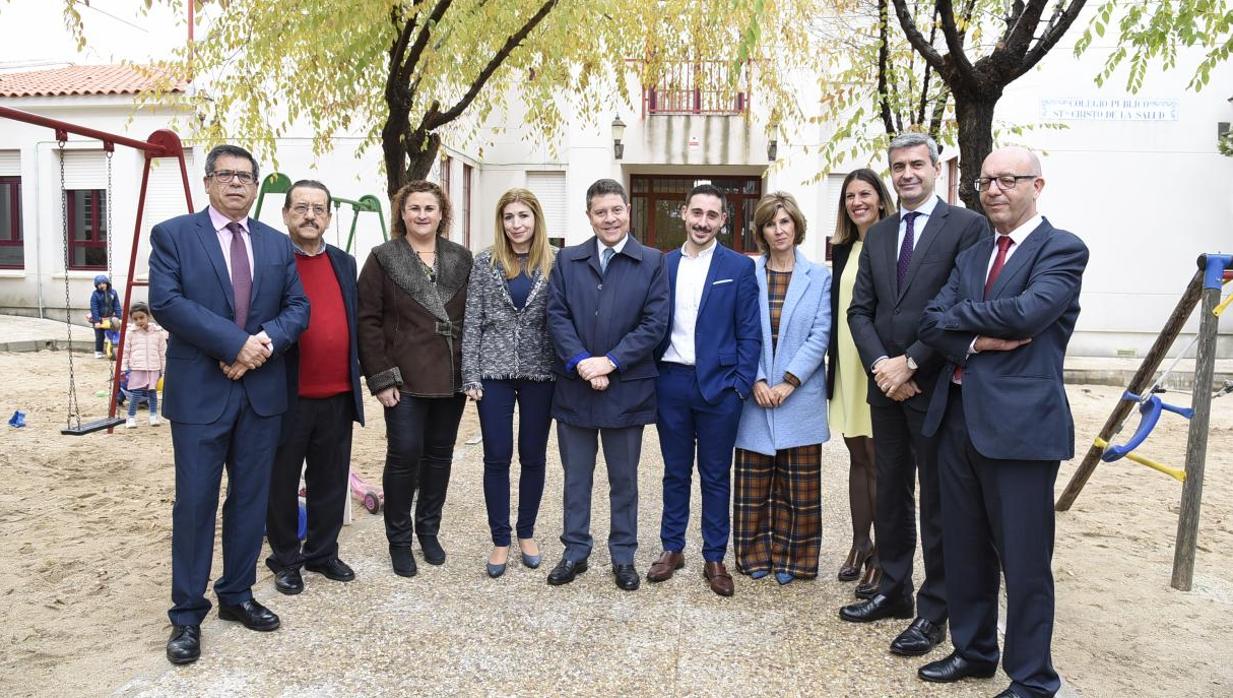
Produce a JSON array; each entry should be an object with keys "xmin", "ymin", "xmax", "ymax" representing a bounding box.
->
[{"xmin": 597, "ymin": 283, "xmax": 603, "ymax": 290}]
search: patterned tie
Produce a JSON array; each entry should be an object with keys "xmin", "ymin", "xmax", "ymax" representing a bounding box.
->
[
  {"xmin": 227, "ymin": 221, "xmax": 252, "ymax": 329},
  {"xmin": 897, "ymin": 212, "xmax": 919, "ymax": 289},
  {"xmin": 601, "ymin": 246, "xmax": 615, "ymax": 275},
  {"xmin": 954, "ymin": 234, "xmax": 1015, "ymax": 383}
]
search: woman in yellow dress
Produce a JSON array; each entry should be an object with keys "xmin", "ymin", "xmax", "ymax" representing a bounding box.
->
[{"xmin": 827, "ymin": 168, "xmax": 895, "ymax": 597}]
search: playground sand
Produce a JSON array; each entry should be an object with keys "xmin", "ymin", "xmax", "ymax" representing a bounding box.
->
[{"xmin": 0, "ymin": 350, "xmax": 1230, "ymax": 696}]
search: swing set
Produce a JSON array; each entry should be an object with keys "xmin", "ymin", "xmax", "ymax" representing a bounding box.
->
[
  {"xmin": 252, "ymin": 171, "xmax": 387, "ymax": 254},
  {"xmin": 1058, "ymin": 253, "xmax": 1233, "ymax": 591},
  {"xmin": 0, "ymin": 105, "xmax": 194, "ymax": 435}
]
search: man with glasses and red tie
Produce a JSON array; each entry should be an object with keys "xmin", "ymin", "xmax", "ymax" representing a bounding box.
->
[
  {"xmin": 841, "ymin": 133, "xmax": 990, "ymax": 661},
  {"xmin": 149, "ymin": 144, "xmax": 309, "ymax": 665},
  {"xmin": 916, "ymin": 146, "xmax": 1088, "ymax": 698}
]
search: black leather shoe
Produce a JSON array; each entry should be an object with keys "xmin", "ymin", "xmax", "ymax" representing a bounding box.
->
[
  {"xmin": 390, "ymin": 546, "xmax": 417, "ymax": 577},
  {"xmin": 917, "ymin": 651, "xmax": 998, "ymax": 683},
  {"xmin": 305, "ymin": 557, "xmax": 355, "ymax": 582},
  {"xmin": 839, "ymin": 593, "xmax": 914, "ymax": 623},
  {"xmin": 419, "ymin": 536, "xmax": 446, "ymax": 565},
  {"xmin": 166, "ymin": 624, "xmax": 200, "ymax": 665},
  {"xmin": 890, "ymin": 617, "xmax": 946, "ymax": 656},
  {"xmin": 992, "ymin": 689, "xmax": 1020, "ymax": 698},
  {"xmin": 613, "ymin": 564, "xmax": 640, "ymax": 591},
  {"xmin": 546, "ymin": 558, "xmax": 588, "ymax": 586},
  {"xmin": 218, "ymin": 599, "xmax": 280, "ymax": 631},
  {"xmin": 273, "ymin": 567, "xmax": 304, "ymax": 595}
]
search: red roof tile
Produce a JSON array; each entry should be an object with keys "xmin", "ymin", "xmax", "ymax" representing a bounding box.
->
[{"xmin": 0, "ymin": 64, "xmax": 186, "ymax": 98}]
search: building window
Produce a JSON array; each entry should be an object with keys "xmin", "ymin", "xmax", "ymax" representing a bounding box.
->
[
  {"xmin": 644, "ymin": 61, "xmax": 749, "ymax": 116},
  {"xmin": 462, "ymin": 163, "xmax": 473, "ymax": 249},
  {"xmin": 439, "ymin": 154, "xmax": 452, "ymax": 199},
  {"xmin": 0, "ymin": 177, "xmax": 22, "ymax": 269},
  {"xmin": 65, "ymin": 189, "xmax": 108, "ymax": 270},
  {"xmin": 629, "ymin": 174, "xmax": 762, "ymax": 254}
]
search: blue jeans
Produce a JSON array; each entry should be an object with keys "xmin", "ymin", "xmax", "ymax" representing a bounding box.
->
[
  {"xmin": 127, "ymin": 387, "xmax": 158, "ymax": 417},
  {"xmin": 477, "ymin": 379, "xmax": 554, "ymax": 546}
]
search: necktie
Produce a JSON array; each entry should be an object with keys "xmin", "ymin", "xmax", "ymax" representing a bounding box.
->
[
  {"xmin": 227, "ymin": 221, "xmax": 252, "ymax": 329},
  {"xmin": 954, "ymin": 235, "xmax": 1015, "ymax": 383},
  {"xmin": 897, "ymin": 212, "xmax": 919, "ymax": 289},
  {"xmin": 601, "ymin": 246, "xmax": 615, "ymax": 275}
]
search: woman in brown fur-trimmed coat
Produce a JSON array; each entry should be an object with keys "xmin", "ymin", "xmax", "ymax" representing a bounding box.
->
[{"xmin": 357, "ymin": 180, "xmax": 472, "ymax": 579}]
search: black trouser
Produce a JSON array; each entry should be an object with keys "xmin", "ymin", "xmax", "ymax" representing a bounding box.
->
[
  {"xmin": 939, "ymin": 387, "xmax": 1060, "ymax": 697},
  {"xmin": 266, "ymin": 392, "xmax": 355, "ymax": 571},
  {"xmin": 383, "ymin": 393, "xmax": 466, "ymax": 548},
  {"xmin": 870, "ymin": 401, "xmax": 946, "ymax": 625}
]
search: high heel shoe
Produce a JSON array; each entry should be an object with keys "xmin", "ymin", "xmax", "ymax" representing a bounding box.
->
[
  {"xmin": 854, "ymin": 554, "xmax": 882, "ymax": 599},
  {"xmin": 838, "ymin": 543, "xmax": 873, "ymax": 582},
  {"xmin": 487, "ymin": 546, "xmax": 510, "ymax": 579},
  {"xmin": 518, "ymin": 538, "xmax": 541, "ymax": 569}
]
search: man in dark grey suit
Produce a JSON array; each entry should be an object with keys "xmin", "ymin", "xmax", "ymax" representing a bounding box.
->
[
  {"xmin": 545, "ymin": 178, "xmax": 670, "ymax": 591},
  {"xmin": 838, "ymin": 133, "xmax": 990, "ymax": 659}
]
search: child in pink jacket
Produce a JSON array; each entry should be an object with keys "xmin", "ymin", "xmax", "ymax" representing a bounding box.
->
[{"xmin": 123, "ymin": 302, "xmax": 167, "ymax": 428}]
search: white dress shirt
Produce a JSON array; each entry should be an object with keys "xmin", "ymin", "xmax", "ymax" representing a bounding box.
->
[
  {"xmin": 597, "ymin": 233, "xmax": 630, "ymax": 262},
  {"xmin": 662, "ymin": 239, "xmax": 718, "ymax": 366},
  {"xmin": 984, "ymin": 214, "xmax": 1042, "ymax": 278},
  {"xmin": 208, "ymin": 206, "xmax": 254, "ymax": 281}
]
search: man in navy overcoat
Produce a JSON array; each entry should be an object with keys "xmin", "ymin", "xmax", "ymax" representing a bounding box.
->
[
  {"xmin": 149, "ymin": 144, "xmax": 309, "ymax": 665},
  {"xmin": 545, "ymin": 178, "xmax": 669, "ymax": 591}
]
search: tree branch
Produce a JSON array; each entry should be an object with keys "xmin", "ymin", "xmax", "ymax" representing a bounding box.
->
[
  {"xmin": 400, "ymin": 0, "xmax": 455, "ymax": 86},
  {"xmin": 423, "ymin": 0, "xmax": 560, "ymax": 130},
  {"xmin": 1017, "ymin": 0, "xmax": 1089, "ymax": 77},
  {"xmin": 1002, "ymin": 0, "xmax": 1049, "ymax": 60},
  {"xmin": 933, "ymin": 0, "xmax": 978, "ymax": 81},
  {"xmin": 916, "ymin": 6, "xmax": 941, "ymax": 126},
  {"xmin": 890, "ymin": 0, "xmax": 948, "ymax": 74},
  {"xmin": 877, "ymin": 0, "xmax": 896, "ymax": 135}
]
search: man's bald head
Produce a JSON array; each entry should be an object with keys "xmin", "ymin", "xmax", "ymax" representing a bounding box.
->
[{"xmin": 979, "ymin": 146, "xmax": 1045, "ymax": 234}]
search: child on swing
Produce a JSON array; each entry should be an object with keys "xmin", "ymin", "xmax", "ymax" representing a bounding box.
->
[
  {"xmin": 87, "ymin": 274, "xmax": 122, "ymax": 359},
  {"xmin": 122, "ymin": 301, "xmax": 166, "ymax": 428}
]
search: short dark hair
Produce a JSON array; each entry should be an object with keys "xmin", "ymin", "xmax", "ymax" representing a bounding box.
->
[
  {"xmin": 204, "ymin": 144, "xmax": 260, "ymax": 180},
  {"xmin": 129, "ymin": 301, "xmax": 150, "ymax": 316},
  {"xmin": 684, "ymin": 183, "xmax": 725, "ymax": 209},
  {"xmin": 585, "ymin": 178, "xmax": 628, "ymax": 210},
  {"xmin": 283, "ymin": 180, "xmax": 333, "ymax": 210}
]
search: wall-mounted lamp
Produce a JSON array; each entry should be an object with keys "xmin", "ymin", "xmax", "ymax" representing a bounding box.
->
[
  {"xmin": 767, "ymin": 119, "xmax": 780, "ymax": 162},
  {"xmin": 612, "ymin": 116, "xmax": 626, "ymax": 160}
]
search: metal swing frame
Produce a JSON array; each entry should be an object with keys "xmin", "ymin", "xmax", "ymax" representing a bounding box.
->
[
  {"xmin": 252, "ymin": 172, "xmax": 387, "ymax": 254},
  {"xmin": 0, "ymin": 105, "xmax": 194, "ymax": 435}
]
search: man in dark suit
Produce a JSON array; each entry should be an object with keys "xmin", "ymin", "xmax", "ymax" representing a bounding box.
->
[
  {"xmin": 648, "ymin": 183, "xmax": 760, "ymax": 597},
  {"xmin": 840, "ymin": 133, "xmax": 990, "ymax": 659},
  {"xmin": 149, "ymin": 144, "xmax": 309, "ymax": 665},
  {"xmin": 545, "ymin": 178, "xmax": 670, "ymax": 591},
  {"xmin": 916, "ymin": 146, "xmax": 1087, "ymax": 698},
  {"xmin": 264, "ymin": 180, "xmax": 365, "ymax": 595}
]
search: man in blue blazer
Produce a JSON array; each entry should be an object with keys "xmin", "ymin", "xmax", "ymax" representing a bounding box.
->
[
  {"xmin": 546, "ymin": 178, "xmax": 670, "ymax": 591},
  {"xmin": 149, "ymin": 145, "xmax": 309, "ymax": 665},
  {"xmin": 264, "ymin": 180, "xmax": 365, "ymax": 596},
  {"xmin": 648, "ymin": 184, "xmax": 760, "ymax": 597},
  {"xmin": 917, "ymin": 147, "xmax": 1088, "ymax": 698}
]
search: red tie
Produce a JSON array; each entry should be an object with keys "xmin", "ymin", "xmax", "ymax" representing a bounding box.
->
[{"xmin": 954, "ymin": 235, "xmax": 1015, "ymax": 383}]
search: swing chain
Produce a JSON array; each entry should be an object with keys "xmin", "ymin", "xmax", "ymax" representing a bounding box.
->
[
  {"xmin": 105, "ymin": 150, "xmax": 114, "ymax": 287},
  {"xmin": 58, "ymin": 140, "xmax": 81, "ymax": 431}
]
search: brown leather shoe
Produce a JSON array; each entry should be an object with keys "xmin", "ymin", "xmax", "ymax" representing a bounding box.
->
[
  {"xmin": 703, "ymin": 561, "xmax": 734, "ymax": 597},
  {"xmin": 646, "ymin": 551, "xmax": 685, "ymax": 582}
]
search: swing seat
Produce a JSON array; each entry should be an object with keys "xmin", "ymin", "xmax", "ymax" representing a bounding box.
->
[
  {"xmin": 61, "ymin": 416, "xmax": 127, "ymax": 436},
  {"xmin": 1101, "ymin": 391, "xmax": 1194, "ymax": 462}
]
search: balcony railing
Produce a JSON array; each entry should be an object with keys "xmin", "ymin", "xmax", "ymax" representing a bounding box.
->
[{"xmin": 643, "ymin": 60, "xmax": 749, "ymax": 116}]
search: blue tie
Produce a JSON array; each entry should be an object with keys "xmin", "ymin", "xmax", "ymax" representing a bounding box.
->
[{"xmin": 601, "ymin": 246, "xmax": 615, "ymax": 275}]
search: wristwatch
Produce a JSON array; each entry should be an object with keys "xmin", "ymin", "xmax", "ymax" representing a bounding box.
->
[{"xmin": 906, "ymin": 355, "xmax": 918, "ymax": 371}]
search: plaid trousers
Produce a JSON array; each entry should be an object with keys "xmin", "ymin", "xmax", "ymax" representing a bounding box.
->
[{"xmin": 732, "ymin": 444, "xmax": 822, "ymax": 577}]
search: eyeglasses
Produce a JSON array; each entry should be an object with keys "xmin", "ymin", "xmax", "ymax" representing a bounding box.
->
[
  {"xmin": 208, "ymin": 170, "xmax": 256, "ymax": 185},
  {"xmin": 974, "ymin": 175, "xmax": 1037, "ymax": 192},
  {"xmin": 290, "ymin": 204, "xmax": 329, "ymax": 216}
]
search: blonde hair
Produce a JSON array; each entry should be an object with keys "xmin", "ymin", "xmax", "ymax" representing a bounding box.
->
[
  {"xmin": 752, "ymin": 192, "xmax": 807, "ymax": 254},
  {"xmin": 491, "ymin": 188, "xmax": 553, "ymax": 280},
  {"xmin": 832, "ymin": 168, "xmax": 896, "ymax": 245},
  {"xmin": 391, "ymin": 180, "xmax": 451, "ymax": 238}
]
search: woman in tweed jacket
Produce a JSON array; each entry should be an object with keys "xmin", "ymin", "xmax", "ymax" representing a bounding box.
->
[{"xmin": 462, "ymin": 188, "xmax": 558, "ymax": 578}]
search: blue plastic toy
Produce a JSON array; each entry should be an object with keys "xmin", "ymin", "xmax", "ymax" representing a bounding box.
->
[{"xmin": 8, "ymin": 410, "xmax": 26, "ymax": 428}]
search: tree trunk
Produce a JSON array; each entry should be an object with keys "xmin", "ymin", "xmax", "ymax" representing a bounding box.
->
[{"xmin": 952, "ymin": 91, "xmax": 999, "ymax": 212}]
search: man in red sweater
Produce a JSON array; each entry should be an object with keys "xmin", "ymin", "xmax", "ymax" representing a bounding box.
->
[{"xmin": 265, "ymin": 180, "xmax": 366, "ymax": 594}]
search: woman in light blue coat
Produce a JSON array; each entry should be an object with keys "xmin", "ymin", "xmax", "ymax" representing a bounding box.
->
[{"xmin": 733, "ymin": 192, "xmax": 832, "ymax": 585}]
